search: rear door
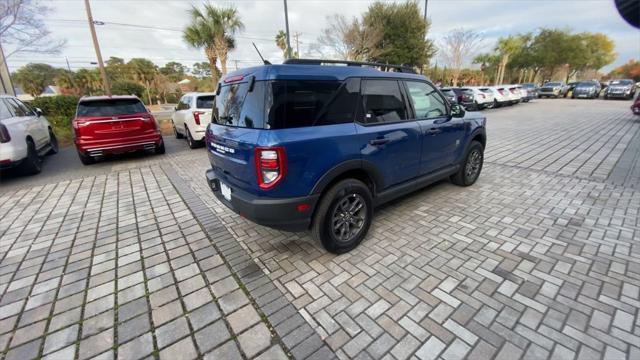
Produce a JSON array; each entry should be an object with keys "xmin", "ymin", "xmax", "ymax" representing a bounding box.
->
[
  {"xmin": 174, "ymin": 96, "xmax": 190, "ymax": 130},
  {"xmin": 75, "ymin": 99, "xmax": 153, "ymax": 140},
  {"xmin": 5, "ymin": 98, "xmax": 47, "ymax": 147},
  {"xmin": 404, "ymin": 81, "xmax": 466, "ymax": 174},
  {"xmin": 354, "ymin": 79, "xmax": 421, "ymax": 188},
  {"xmin": 208, "ymin": 79, "xmax": 265, "ymax": 191}
]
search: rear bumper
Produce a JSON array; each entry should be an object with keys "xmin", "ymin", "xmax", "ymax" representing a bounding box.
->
[
  {"xmin": 0, "ymin": 159, "xmax": 22, "ymax": 170},
  {"xmin": 205, "ymin": 168, "xmax": 320, "ymax": 232},
  {"xmin": 76, "ymin": 133, "xmax": 162, "ymax": 156}
]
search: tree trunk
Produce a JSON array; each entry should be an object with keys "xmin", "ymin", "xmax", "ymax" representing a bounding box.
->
[
  {"xmin": 146, "ymin": 85, "xmax": 152, "ymax": 105},
  {"xmin": 205, "ymin": 47, "xmax": 219, "ymax": 87},
  {"xmin": 219, "ymin": 50, "xmax": 228, "ymax": 76}
]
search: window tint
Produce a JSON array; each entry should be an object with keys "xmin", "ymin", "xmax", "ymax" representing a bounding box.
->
[
  {"xmin": 5, "ymin": 98, "xmax": 33, "ymax": 116},
  {"xmin": 267, "ymin": 79, "xmax": 359, "ymax": 129},
  {"xmin": 0, "ymin": 99, "xmax": 13, "ymax": 120},
  {"xmin": 196, "ymin": 95, "xmax": 215, "ymax": 109},
  {"xmin": 213, "ymin": 81, "xmax": 265, "ymax": 129},
  {"xmin": 406, "ymin": 81, "xmax": 447, "ymax": 119},
  {"xmin": 77, "ymin": 99, "xmax": 147, "ymax": 117},
  {"xmin": 361, "ymin": 80, "xmax": 407, "ymax": 124}
]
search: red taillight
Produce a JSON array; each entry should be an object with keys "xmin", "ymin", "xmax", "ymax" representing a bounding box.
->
[
  {"xmin": 255, "ymin": 147, "xmax": 286, "ymax": 190},
  {"xmin": 0, "ymin": 124, "xmax": 11, "ymax": 143},
  {"xmin": 193, "ymin": 111, "xmax": 204, "ymax": 125}
]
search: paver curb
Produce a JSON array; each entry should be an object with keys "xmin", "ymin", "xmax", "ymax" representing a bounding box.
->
[{"xmin": 161, "ymin": 164, "xmax": 336, "ymax": 359}]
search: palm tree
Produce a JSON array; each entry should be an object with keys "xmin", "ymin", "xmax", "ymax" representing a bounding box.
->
[
  {"xmin": 275, "ymin": 30, "xmax": 288, "ymax": 59},
  {"xmin": 495, "ymin": 36, "xmax": 523, "ymax": 84},
  {"xmin": 128, "ymin": 58, "xmax": 157, "ymax": 105},
  {"xmin": 184, "ymin": 4, "xmax": 244, "ymax": 86}
]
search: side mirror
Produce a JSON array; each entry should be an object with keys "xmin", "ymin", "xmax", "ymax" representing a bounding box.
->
[
  {"xmin": 35, "ymin": 108, "xmax": 43, "ymax": 117},
  {"xmin": 450, "ymin": 103, "xmax": 465, "ymax": 118}
]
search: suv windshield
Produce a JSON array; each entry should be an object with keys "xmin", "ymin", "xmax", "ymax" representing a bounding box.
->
[
  {"xmin": 545, "ymin": 82, "xmax": 561, "ymax": 87},
  {"xmin": 522, "ymin": 83, "xmax": 535, "ymax": 88},
  {"xmin": 77, "ymin": 99, "xmax": 146, "ymax": 117}
]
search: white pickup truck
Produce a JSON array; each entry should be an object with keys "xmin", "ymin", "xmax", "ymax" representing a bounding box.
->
[{"xmin": 0, "ymin": 95, "xmax": 58, "ymax": 175}]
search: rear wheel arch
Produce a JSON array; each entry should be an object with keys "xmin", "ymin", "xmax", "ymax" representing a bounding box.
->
[{"xmin": 310, "ymin": 160, "xmax": 383, "ymax": 197}]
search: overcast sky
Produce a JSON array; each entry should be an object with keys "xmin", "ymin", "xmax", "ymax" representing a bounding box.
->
[{"xmin": 6, "ymin": 0, "xmax": 640, "ymax": 75}]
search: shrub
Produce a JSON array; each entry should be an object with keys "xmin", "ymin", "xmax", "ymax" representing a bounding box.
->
[{"xmin": 29, "ymin": 95, "xmax": 79, "ymax": 119}]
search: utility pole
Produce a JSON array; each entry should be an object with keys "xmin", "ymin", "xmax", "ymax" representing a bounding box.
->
[
  {"xmin": 84, "ymin": 0, "xmax": 111, "ymax": 96},
  {"xmin": 0, "ymin": 43, "xmax": 15, "ymax": 96},
  {"xmin": 65, "ymin": 57, "xmax": 79, "ymax": 92},
  {"xmin": 283, "ymin": 0, "xmax": 293, "ymax": 59},
  {"xmin": 424, "ymin": 0, "xmax": 428, "ymax": 21},
  {"xmin": 293, "ymin": 32, "xmax": 301, "ymax": 59}
]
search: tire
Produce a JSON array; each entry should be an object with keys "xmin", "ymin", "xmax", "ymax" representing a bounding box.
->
[
  {"xmin": 174, "ymin": 122, "xmax": 183, "ymax": 139},
  {"xmin": 78, "ymin": 151, "xmax": 95, "ymax": 165},
  {"xmin": 311, "ymin": 179, "xmax": 373, "ymax": 254},
  {"xmin": 604, "ymin": 94, "xmax": 609, "ymax": 100},
  {"xmin": 451, "ymin": 141, "xmax": 484, "ymax": 187},
  {"xmin": 46, "ymin": 129, "xmax": 59, "ymax": 155},
  {"xmin": 155, "ymin": 139, "xmax": 166, "ymax": 155},
  {"xmin": 20, "ymin": 139, "xmax": 42, "ymax": 175},
  {"xmin": 186, "ymin": 126, "xmax": 199, "ymax": 149}
]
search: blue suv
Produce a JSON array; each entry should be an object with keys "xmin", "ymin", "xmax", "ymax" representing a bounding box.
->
[{"xmin": 205, "ymin": 59, "xmax": 486, "ymax": 253}]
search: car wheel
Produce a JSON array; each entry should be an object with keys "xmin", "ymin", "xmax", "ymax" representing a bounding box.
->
[
  {"xmin": 174, "ymin": 122, "xmax": 184, "ymax": 139},
  {"xmin": 155, "ymin": 139, "xmax": 166, "ymax": 155},
  {"xmin": 46, "ymin": 129, "xmax": 59, "ymax": 155},
  {"xmin": 311, "ymin": 179, "xmax": 373, "ymax": 254},
  {"xmin": 186, "ymin": 126, "xmax": 199, "ymax": 149},
  {"xmin": 20, "ymin": 139, "xmax": 42, "ymax": 175},
  {"xmin": 78, "ymin": 151, "xmax": 95, "ymax": 165},
  {"xmin": 451, "ymin": 141, "xmax": 484, "ymax": 187}
]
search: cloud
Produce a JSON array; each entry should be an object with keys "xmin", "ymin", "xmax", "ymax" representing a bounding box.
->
[{"xmin": 6, "ymin": 0, "xmax": 638, "ymax": 74}]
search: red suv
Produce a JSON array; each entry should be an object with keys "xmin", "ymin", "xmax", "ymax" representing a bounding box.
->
[{"xmin": 73, "ymin": 96, "xmax": 164, "ymax": 165}]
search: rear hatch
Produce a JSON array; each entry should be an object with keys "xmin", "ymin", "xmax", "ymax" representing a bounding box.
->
[
  {"xmin": 74, "ymin": 98, "xmax": 156, "ymax": 140},
  {"xmin": 207, "ymin": 77, "xmax": 265, "ymax": 192},
  {"xmin": 194, "ymin": 95, "xmax": 215, "ymax": 126}
]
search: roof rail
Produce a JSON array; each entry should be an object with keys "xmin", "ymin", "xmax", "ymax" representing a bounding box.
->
[{"xmin": 283, "ymin": 58, "xmax": 416, "ymax": 74}]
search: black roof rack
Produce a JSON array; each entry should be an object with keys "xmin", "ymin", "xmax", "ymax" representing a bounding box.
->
[{"xmin": 283, "ymin": 58, "xmax": 416, "ymax": 74}]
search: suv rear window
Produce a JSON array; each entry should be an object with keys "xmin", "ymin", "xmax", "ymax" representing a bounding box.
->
[
  {"xmin": 77, "ymin": 99, "xmax": 146, "ymax": 117},
  {"xmin": 196, "ymin": 95, "xmax": 214, "ymax": 109}
]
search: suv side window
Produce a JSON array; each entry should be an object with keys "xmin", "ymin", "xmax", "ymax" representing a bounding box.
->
[
  {"xmin": 267, "ymin": 79, "xmax": 359, "ymax": 129},
  {"xmin": 405, "ymin": 81, "xmax": 447, "ymax": 119},
  {"xmin": 6, "ymin": 98, "xmax": 33, "ymax": 117},
  {"xmin": 361, "ymin": 79, "xmax": 408, "ymax": 124},
  {"xmin": 177, "ymin": 96, "xmax": 190, "ymax": 110},
  {"xmin": 0, "ymin": 99, "xmax": 12, "ymax": 120}
]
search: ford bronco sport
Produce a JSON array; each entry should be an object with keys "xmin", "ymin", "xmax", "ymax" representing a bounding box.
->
[{"xmin": 205, "ymin": 59, "xmax": 487, "ymax": 253}]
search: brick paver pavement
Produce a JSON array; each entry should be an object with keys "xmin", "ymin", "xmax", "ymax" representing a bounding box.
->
[{"xmin": 1, "ymin": 98, "xmax": 639, "ymax": 359}]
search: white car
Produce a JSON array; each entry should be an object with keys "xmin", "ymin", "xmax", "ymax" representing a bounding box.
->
[
  {"xmin": 487, "ymin": 87, "xmax": 512, "ymax": 107},
  {"xmin": 506, "ymin": 85, "xmax": 523, "ymax": 104},
  {"xmin": 0, "ymin": 95, "xmax": 58, "ymax": 175},
  {"xmin": 171, "ymin": 92, "xmax": 215, "ymax": 148},
  {"xmin": 465, "ymin": 87, "xmax": 495, "ymax": 109}
]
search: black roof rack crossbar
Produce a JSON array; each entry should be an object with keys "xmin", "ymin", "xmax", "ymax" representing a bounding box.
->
[{"xmin": 283, "ymin": 58, "xmax": 416, "ymax": 74}]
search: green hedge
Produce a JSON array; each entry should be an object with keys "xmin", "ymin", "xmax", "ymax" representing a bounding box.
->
[{"xmin": 29, "ymin": 95, "xmax": 79, "ymax": 119}]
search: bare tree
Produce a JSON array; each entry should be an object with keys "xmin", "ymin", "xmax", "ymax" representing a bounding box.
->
[
  {"xmin": 0, "ymin": 0, "xmax": 66, "ymax": 58},
  {"xmin": 439, "ymin": 28, "xmax": 483, "ymax": 86},
  {"xmin": 316, "ymin": 14, "xmax": 381, "ymax": 61}
]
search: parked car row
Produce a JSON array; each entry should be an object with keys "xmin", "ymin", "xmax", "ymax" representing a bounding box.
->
[
  {"xmin": 536, "ymin": 79, "xmax": 637, "ymax": 100},
  {"xmin": 440, "ymin": 84, "xmax": 534, "ymax": 111}
]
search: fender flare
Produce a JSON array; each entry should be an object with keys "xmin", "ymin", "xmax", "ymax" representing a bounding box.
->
[{"xmin": 310, "ymin": 159, "xmax": 385, "ymax": 196}]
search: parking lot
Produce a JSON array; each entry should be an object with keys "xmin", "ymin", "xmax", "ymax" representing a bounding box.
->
[{"xmin": 1, "ymin": 99, "xmax": 639, "ymax": 359}]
